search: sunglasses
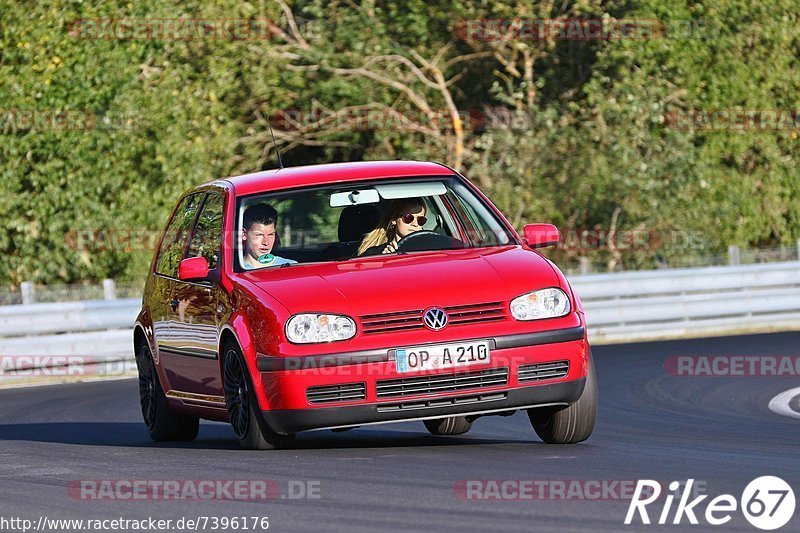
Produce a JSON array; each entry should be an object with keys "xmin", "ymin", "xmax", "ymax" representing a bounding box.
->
[{"xmin": 400, "ymin": 213, "xmax": 427, "ymax": 226}]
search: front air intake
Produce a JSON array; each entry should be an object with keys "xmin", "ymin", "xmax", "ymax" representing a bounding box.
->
[
  {"xmin": 306, "ymin": 383, "xmax": 367, "ymax": 404},
  {"xmin": 376, "ymin": 367, "xmax": 509, "ymax": 399},
  {"xmin": 518, "ymin": 361, "xmax": 570, "ymax": 383}
]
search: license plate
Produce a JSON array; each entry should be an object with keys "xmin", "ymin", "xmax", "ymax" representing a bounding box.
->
[{"xmin": 394, "ymin": 340, "xmax": 491, "ymax": 373}]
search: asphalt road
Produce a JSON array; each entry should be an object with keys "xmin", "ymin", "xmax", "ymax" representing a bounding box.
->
[{"xmin": 1, "ymin": 332, "xmax": 798, "ymax": 532}]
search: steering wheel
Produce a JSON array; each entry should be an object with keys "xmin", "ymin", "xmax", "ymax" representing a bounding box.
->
[{"xmin": 394, "ymin": 230, "xmax": 463, "ymax": 253}]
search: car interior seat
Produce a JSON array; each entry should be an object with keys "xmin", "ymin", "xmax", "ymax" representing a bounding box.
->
[
  {"xmin": 338, "ymin": 204, "xmax": 382, "ymax": 243},
  {"xmin": 320, "ymin": 204, "xmax": 382, "ymax": 260}
]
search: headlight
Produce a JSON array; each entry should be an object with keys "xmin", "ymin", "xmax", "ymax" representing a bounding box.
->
[
  {"xmin": 285, "ymin": 314, "xmax": 356, "ymax": 343},
  {"xmin": 510, "ymin": 288, "xmax": 570, "ymax": 321}
]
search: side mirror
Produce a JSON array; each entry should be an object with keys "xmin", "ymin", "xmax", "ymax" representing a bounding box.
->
[
  {"xmin": 523, "ymin": 224, "xmax": 560, "ymax": 248},
  {"xmin": 178, "ymin": 256, "xmax": 210, "ymax": 281}
]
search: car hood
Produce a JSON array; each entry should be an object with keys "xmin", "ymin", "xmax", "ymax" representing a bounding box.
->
[{"xmin": 243, "ymin": 246, "xmax": 560, "ymax": 316}]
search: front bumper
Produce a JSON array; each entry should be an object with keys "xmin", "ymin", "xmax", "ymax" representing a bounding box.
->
[
  {"xmin": 263, "ymin": 377, "xmax": 585, "ymax": 434},
  {"xmin": 256, "ymin": 325, "xmax": 588, "ymax": 434},
  {"xmin": 257, "ymin": 326, "xmax": 586, "ymax": 371}
]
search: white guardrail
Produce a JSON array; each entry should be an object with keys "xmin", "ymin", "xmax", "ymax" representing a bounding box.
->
[{"xmin": 1, "ymin": 261, "xmax": 800, "ymax": 378}]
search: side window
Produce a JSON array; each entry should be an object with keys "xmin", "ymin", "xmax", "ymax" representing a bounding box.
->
[
  {"xmin": 446, "ymin": 190, "xmax": 484, "ymax": 243},
  {"xmin": 155, "ymin": 193, "xmax": 202, "ymax": 277},
  {"xmin": 449, "ymin": 182, "xmax": 512, "ymax": 246},
  {"xmin": 426, "ymin": 196, "xmax": 458, "ymax": 236},
  {"xmin": 457, "ymin": 197, "xmax": 487, "ymax": 242},
  {"xmin": 187, "ymin": 193, "xmax": 224, "ymax": 269}
]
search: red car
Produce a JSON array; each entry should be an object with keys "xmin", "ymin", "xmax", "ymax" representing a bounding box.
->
[{"xmin": 134, "ymin": 161, "xmax": 597, "ymax": 449}]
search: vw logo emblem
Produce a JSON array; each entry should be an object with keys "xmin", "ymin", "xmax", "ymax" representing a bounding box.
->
[{"xmin": 423, "ymin": 307, "xmax": 448, "ymax": 331}]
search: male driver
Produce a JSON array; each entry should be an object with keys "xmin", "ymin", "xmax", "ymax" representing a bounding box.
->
[{"xmin": 241, "ymin": 204, "xmax": 297, "ymax": 269}]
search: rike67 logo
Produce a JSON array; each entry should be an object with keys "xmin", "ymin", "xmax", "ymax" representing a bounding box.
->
[{"xmin": 625, "ymin": 477, "xmax": 795, "ymax": 530}]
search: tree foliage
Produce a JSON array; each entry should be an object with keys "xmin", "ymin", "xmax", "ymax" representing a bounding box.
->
[{"xmin": 0, "ymin": 0, "xmax": 797, "ymax": 284}]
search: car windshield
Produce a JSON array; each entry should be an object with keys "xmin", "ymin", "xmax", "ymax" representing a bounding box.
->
[{"xmin": 235, "ymin": 177, "xmax": 515, "ymax": 269}]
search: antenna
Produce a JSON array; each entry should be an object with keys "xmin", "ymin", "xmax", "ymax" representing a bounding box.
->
[{"xmin": 267, "ymin": 115, "xmax": 284, "ymax": 169}]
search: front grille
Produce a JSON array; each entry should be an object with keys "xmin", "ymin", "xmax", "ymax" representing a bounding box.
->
[
  {"xmin": 376, "ymin": 392, "xmax": 507, "ymax": 412},
  {"xmin": 306, "ymin": 382, "xmax": 366, "ymax": 404},
  {"xmin": 376, "ymin": 367, "xmax": 509, "ymax": 399},
  {"xmin": 360, "ymin": 301, "xmax": 506, "ymax": 334},
  {"xmin": 518, "ymin": 360, "xmax": 570, "ymax": 383},
  {"xmin": 360, "ymin": 309, "xmax": 422, "ymax": 335}
]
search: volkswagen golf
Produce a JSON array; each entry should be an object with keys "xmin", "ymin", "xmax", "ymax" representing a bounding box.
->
[{"xmin": 133, "ymin": 160, "xmax": 597, "ymax": 449}]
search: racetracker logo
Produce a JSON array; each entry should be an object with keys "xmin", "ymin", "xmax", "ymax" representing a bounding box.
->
[
  {"xmin": 68, "ymin": 18, "xmax": 282, "ymax": 40},
  {"xmin": 0, "ymin": 356, "xmax": 136, "ymax": 377},
  {"xmin": 272, "ymin": 107, "xmax": 532, "ymax": 132},
  {"xmin": 0, "ymin": 109, "xmax": 143, "ymax": 132},
  {"xmin": 664, "ymin": 356, "xmax": 800, "ymax": 377},
  {"xmin": 625, "ymin": 477, "xmax": 795, "ymax": 530},
  {"xmin": 664, "ymin": 110, "xmax": 800, "ymax": 131},
  {"xmin": 454, "ymin": 18, "xmax": 715, "ymax": 41},
  {"xmin": 454, "ymin": 479, "xmax": 671, "ymax": 500},
  {"xmin": 67, "ymin": 479, "xmax": 321, "ymax": 500}
]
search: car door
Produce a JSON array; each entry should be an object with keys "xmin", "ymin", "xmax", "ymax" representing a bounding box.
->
[
  {"xmin": 164, "ymin": 191, "xmax": 226, "ymax": 397},
  {"xmin": 151, "ymin": 192, "xmax": 203, "ymax": 388}
]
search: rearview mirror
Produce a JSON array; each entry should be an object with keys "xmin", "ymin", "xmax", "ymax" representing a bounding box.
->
[
  {"xmin": 523, "ymin": 224, "xmax": 560, "ymax": 248},
  {"xmin": 330, "ymin": 188, "xmax": 380, "ymax": 207},
  {"xmin": 178, "ymin": 256, "xmax": 210, "ymax": 281}
]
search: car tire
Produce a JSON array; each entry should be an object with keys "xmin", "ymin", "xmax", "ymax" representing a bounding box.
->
[
  {"xmin": 222, "ymin": 342, "xmax": 295, "ymax": 450},
  {"xmin": 527, "ymin": 351, "xmax": 598, "ymax": 444},
  {"xmin": 423, "ymin": 416, "xmax": 472, "ymax": 436},
  {"xmin": 135, "ymin": 342, "xmax": 199, "ymax": 442}
]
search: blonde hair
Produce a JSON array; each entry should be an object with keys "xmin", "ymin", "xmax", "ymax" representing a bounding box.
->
[{"xmin": 357, "ymin": 199, "xmax": 425, "ymax": 256}]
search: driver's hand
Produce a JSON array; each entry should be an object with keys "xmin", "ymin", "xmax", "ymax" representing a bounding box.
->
[{"xmin": 382, "ymin": 240, "xmax": 398, "ymax": 254}]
